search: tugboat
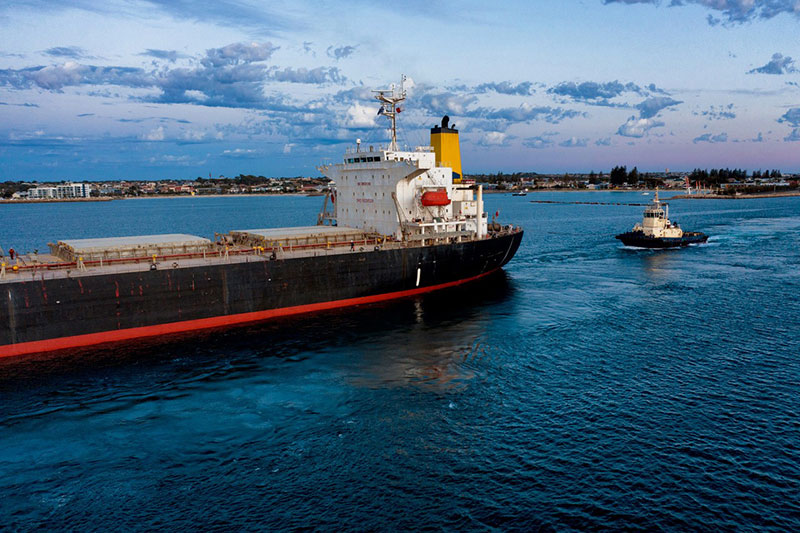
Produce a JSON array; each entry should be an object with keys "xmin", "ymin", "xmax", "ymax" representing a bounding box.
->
[{"xmin": 615, "ymin": 189, "xmax": 707, "ymax": 248}]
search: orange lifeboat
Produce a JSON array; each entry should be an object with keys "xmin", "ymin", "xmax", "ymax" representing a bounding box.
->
[{"xmin": 421, "ymin": 189, "xmax": 451, "ymax": 206}]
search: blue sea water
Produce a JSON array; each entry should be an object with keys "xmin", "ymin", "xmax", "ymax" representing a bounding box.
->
[{"xmin": 1, "ymin": 192, "xmax": 799, "ymax": 530}]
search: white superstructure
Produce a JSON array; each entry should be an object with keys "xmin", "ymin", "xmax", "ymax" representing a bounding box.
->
[
  {"xmin": 631, "ymin": 189, "xmax": 683, "ymax": 238},
  {"xmin": 318, "ymin": 79, "xmax": 487, "ymax": 244}
]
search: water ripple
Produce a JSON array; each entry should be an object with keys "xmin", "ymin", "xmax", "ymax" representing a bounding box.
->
[{"xmin": 1, "ymin": 193, "xmax": 799, "ymax": 530}]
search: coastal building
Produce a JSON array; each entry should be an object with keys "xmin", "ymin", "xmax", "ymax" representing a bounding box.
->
[{"xmin": 26, "ymin": 183, "xmax": 91, "ymax": 199}]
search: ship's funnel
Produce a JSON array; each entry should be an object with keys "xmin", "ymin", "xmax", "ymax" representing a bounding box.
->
[{"xmin": 430, "ymin": 115, "xmax": 462, "ymax": 183}]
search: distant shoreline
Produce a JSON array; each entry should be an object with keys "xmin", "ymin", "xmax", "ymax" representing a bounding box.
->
[
  {"xmin": 0, "ymin": 197, "xmax": 114, "ymax": 204},
  {"xmin": 497, "ymin": 188, "xmax": 672, "ymax": 194},
  {"xmin": 667, "ymin": 191, "xmax": 800, "ymax": 200},
  {"xmin": 500, "ymin": 188, "xmax": 800, "ymax": 199},
  {"xmin": 0, "ymin": 193, "xmax": 318, "ymax": 203},
  {"xmin": 5, "ymin": 189, "xmax": 797, "ymax": 203},
  {"xmin": 122, "ymin": 193, "xmax": 311, "ymax": 199}
]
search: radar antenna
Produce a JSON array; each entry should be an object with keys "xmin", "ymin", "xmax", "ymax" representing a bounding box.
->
[{"xmin": 374, "ymin": 75, "xmax": 407, "ymax": 151}]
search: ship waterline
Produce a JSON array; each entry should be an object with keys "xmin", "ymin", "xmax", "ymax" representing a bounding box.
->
[{"xmin": 1, "ymin": 232, "xmax": 522, "ymax": 357}]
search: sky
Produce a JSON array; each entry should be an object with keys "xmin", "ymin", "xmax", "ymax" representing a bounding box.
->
[{"xmin": 1, "ymin": 0, "xmax": 799, "ymax": 180}]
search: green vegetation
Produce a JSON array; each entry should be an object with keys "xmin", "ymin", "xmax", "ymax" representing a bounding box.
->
[
  {"xmin": 464, "ymin": 171, "xmax": 540, "ymax": 185},
  {"xmin": 609, "ymin": 165, "xmax": 628, "ymax": 186},
  {"xmin": 0, "ymin": 181, "xmax": 33, "ymax": 198},
  {"xmin": 688, "ymin": 168, "xmax": 781, "ymax": 186}
]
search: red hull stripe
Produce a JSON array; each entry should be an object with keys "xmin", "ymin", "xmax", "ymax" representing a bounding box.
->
[{"xmin": 1, "ymin": 269, "xmax": 498, "ymax": 358}]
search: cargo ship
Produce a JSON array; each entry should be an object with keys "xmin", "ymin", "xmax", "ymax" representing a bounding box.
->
[
  {"xmin": 0, "ymin": 79, "xmax": 523, "ymax": 359},
  {"xmin": 615, "ymin": 189, "xmax": 707, "ymax": 248}
]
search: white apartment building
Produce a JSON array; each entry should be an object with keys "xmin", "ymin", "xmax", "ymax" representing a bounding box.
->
[{"xmin": 26, "ymin": 183, "xmax": 91, "ymax": 199}]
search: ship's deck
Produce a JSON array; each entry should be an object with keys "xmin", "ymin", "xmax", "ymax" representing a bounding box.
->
[
  {"xmin": 1, "ymin": 240, "xmax": 381, "ymax": 283},
  {"xmin": 0, "ymin": 227, "xmax": 523, "ymax": 284},
  {"xmin": 51, "ymin": 234, "xmax": 213, "ymax": 262}
]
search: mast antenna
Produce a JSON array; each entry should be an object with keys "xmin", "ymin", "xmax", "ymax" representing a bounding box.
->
[{"xmin": 374, "ymin": 75, "xmax": 407, "ymax": 151}]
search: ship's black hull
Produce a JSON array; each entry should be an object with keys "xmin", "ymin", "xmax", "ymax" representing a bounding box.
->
[
  {"xmin": 616, "ymin": 231, "xmax": 708, "ymax": 249},
  {"xmin": 0, "ymin": 231, "xmax": 523, "ymax": 357}
]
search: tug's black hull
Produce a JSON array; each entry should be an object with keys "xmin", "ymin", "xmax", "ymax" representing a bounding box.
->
[
  {"xmin": 0, "ymin": 231, "xmax": 523, "ymax": 358},
  {"xmin": 616, "ymin": 231, "xmax": 708, "ymax": 249}
]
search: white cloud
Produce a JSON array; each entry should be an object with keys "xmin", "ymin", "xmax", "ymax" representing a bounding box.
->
[
  {"xmin": 605, "ymin": 0, "xmax": 800, "ymax": 24},
  {"xmin": 616, "ymin": 116, "xmax": 664, "ymax": 138},
  {"xmin": 559, "ymin": 137, "xmax": 588, "ymax": 147},
  {"xmin": 523, "ymin": 136, "xmax": 554, "ymax": 149},
  {"xmin": 149, "ymin": 154, "xmax": 191, "ymax": 163},
  {"xmin": 479, "ymin": 131, "xmax": 508, "ymax": 146},
  {"xmin": 181, "ymin": 129, "xmax": 206, "ymax": 141},
  {"xmin": 184, "ymin": 90, "xmax": 209, "ymax": 102},
  {"xmin": 784, "ymin": 128, "xmax": 800, "ymax": 141},
  {"xmin": 692, "ymin": 132, "xmax": 728, "ymax": 143},
  {"xmin": 202, "ymin": 42, "xmax": 278, "ymax": 68},
  {"xmin": 344, "ymin": 102, "xmax": 376, "ymax": 128},
  {"xmin": 143, "ymin": 126, "xmax": 165, "ymax": 141}
]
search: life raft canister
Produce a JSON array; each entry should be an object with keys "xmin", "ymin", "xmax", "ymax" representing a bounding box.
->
[{"xmin": 421, "ymin": 189, "xmax": 451, "ymax": 206}]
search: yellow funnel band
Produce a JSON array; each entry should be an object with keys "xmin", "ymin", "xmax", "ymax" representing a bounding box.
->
[{"xmin": 430, "ymin": 127, "xmax": 462, "ymax": 183}]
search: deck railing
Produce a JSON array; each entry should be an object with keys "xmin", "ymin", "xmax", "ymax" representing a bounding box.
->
[{"xmin": 0, "ymin": 237, "xmax": 389, "ymax": 277}]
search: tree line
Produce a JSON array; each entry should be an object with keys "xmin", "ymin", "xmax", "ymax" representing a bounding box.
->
[
  {"xmin": 195, "ymin": 174, "xmax": 330, "ymax": 186},
  {"xmin": 608, "ymin": 166, "xmax": 785, "ymax": 188},
  {"xmin": 687, "ymin": 168, "xmax": 782, "ymax": 186}
]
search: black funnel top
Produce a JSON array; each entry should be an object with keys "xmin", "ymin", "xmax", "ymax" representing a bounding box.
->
[{"xmin": 431, "ymin": 115, "xmax": 458, "ymax": 134}]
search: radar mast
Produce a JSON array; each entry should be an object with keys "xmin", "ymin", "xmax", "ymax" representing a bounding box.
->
[{"xmin": 373, "ymin": 75, "xmax": 407, "ymax": 151}]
